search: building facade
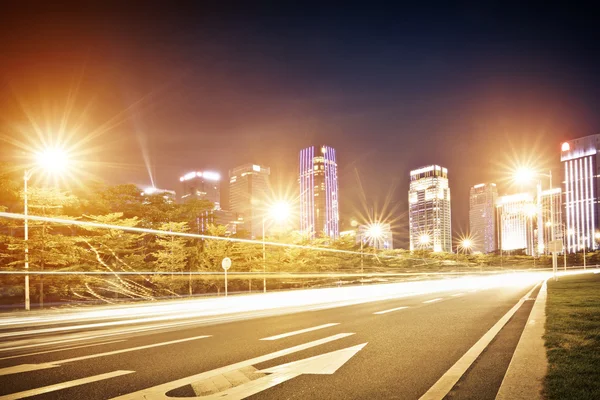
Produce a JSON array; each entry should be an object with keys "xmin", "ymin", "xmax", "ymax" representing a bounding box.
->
[
  {"xmin": 561, "ymin": 135, "xmax": 600, "ymax": 252},
  {"xmin": 299, "ymin": 145, "xmax": 339, "ymax": 239},
  {"xmin": 497, "ymin": 193, "xmax": 535, "ymax": 255},
  {"xmin": 229, "ymin": 163, "xmax": 271, "ymax": 239},
  {"xmin": 469, "ymin": 183, "xmax": 498, "ymax": 253},
  {"xmin": 197, "ymin": 209, "xmax": 242, "ymax": 236},
  {"xmin": 179, "ymin": 171, "xmax": 221, "ymax": 209},
  {"xmin": 540, "ymin": 187, "xmax": 564, "ymax": 254},
  {"xmin": 408, "ymin": 165, "xmax": 452, "ymax": 252}
]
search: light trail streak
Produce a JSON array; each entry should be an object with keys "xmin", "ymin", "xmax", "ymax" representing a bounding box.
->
[
  {"xmin": 0, "ymin": 273, "xmax": 549, "ymax": 339},
  {"xmin": 0, "ymin": 211, "xmax": 418, "ymax": 259},
  {"xmin": 0, "ymin": 269, "xmax": 553, "ymax": 277}
]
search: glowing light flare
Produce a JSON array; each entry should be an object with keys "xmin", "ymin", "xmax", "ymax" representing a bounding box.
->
[
  {"xmin": 524, "ymin": 203, "xmax": 538, "ymax": 217},
  {"xmin": 419, "ymin": 234, "xmax": 431, "ymax": 245},
  {"xmin": 513, "ymin": 166, "xmax": 536, "ymax": 184},
  {"xmin": 203, "ymin": 171, "xmax": 220, "ymax": 181},
  {"xmin": 35, "ymin": 146, "xmax": 69, "ymax": 174},
  {"xmin": 269, "ymin": 201, "xmax": 292, "ymax": 223},
  {"xmin": 561, "ymin": 142, "xmax": 570, "ymax": 152},
  {"xmin": 365, "ymin": 222, "xmax": 385, "ymax": 240}
]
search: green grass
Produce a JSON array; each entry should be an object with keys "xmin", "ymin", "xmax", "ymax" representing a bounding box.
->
[{"xmin": 544, "ymin": 273, "xmax": 600, "ymax": 400}]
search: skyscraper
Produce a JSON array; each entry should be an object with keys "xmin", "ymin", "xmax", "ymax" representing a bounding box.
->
[
  {"xmin": 561, "ymin": 135, "xmax": 600, "ymax": 252},
  {"xmin": 541, "ymin": 188, "xmax": 563, "ymax": 254},
  {"xmin": 469, "ymin": 183, "xmax": 498, "ymax": 253},
  {"xmin": 409, "ymin": 165, "xmax": 451, "ymax": 252},
  {"xmin": 299, "ymin": 145, "xmax": 339, "ymax": 238},
  {"xmin": 497, "ymin": 193, "xmax": 535, "ymax": 255},
  {"xmin": 179, "ymin": 171, "xmax": 221, "ymax": 209},
  {"xmin": 229, "ymin": 163, "xmax": 271, "ymax": 239}
]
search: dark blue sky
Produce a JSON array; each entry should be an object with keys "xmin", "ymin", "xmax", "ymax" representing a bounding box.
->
[{"xmin": 1, "ymin": 2, "xmax": 599, "ymax": 245}]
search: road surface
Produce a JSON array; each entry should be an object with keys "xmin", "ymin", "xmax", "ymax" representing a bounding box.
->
[{"xmin": 0, "ymin": 274, "xmax": 544, "ymax": 399}]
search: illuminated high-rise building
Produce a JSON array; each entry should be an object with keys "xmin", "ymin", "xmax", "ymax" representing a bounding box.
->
[
  {"xmin": 409, "ymin": 165, "xmax": 451, "ymax": 252},
  {"xmin": 561, "ymin": 135, "xmax": 600, "ymax": 252},
  {"xmin": 179, "ymin": 171, "xmax": 221, "ymax": 209},
  {"xmin": 540, "ymin": 188, "xmax": 563, "ymax": 254},
  {"xmin": 497, "ymin": 193, "xmax": 536, "ymax": 255},
  {"xmin": 469, "ymin": 183, "xmax": 498, "ymax": 253},
  {"xmin": 299, "ymin": 145, "xmax": 339, "ymax": 238},
  {"xmin": 229, "ymin": 163, "xmax": 271, "ymax": 239}
]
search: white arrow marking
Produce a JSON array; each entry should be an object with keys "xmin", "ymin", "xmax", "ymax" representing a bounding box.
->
[
  {"xmin": 196, "ymin": 343, "xmax": 367, "ymax": 400},
  {"xmin": 111, "ymin": 333, "xmax": 355, "ymax": 400}
]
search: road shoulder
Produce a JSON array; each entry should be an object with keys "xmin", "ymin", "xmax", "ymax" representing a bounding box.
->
[{"xmin": 495, "ymin": 280, "xmax": 547, "ymax": 400}]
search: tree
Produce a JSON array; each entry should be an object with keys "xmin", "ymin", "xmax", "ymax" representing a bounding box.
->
[
  {"xmin": 4, "ymin": 187, "xmax": 80, "ymax": 307},
  {"xmin": 152, "ymin": 222, "xmax": 190, "ymax": 293}
]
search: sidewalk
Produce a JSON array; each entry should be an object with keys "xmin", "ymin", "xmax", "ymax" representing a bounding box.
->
[{"xmin": 496, "ymin": 280, "xmax": 548, "ymax": 400}]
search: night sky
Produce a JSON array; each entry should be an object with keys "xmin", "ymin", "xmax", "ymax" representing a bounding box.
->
[{"xmin": 1, "ymin": 2, "xmax": 599, "ymax": 247}]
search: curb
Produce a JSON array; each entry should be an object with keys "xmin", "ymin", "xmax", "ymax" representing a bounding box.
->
[{"xmin": 496, "ymin": 280, "xmax": 548, "ymax": 399}]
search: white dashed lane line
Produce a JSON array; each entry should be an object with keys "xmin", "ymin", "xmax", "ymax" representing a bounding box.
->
[
  {"xmin": 260, "ymin": 323, "xmax": 340, "ymax": 341},
  {"xmin": 373, "ymin": 306, "xmax": 409, "ymax": 315}
]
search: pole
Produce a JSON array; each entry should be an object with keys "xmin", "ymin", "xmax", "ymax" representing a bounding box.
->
[
  {"xmin": 224, "ymin": 268, "xmax": 228, "ymax": 297},
  {"xmin": 23, "ymin": 170, "xmax": 30, "ymax": 311},
  {"xmin": 583, "ymin": 239, "xmax": 586, "ymax": 270},
  {"xmin": 563, "ymin": 237, "xmax": 567, "ymax": 271},
  {"xmin": 262, "ymin": 216, "xmax": 266, "ymax": 293},
  {"xmin": 537, "ymin": 181, "xmax": 543, "ymax": 257},
  {"xmin": 549, "ymin": 171, "xmax": 557, "ymax": 280},
  {"xmin": 360, "ymin": 239, "xmax": 364, "ymax": 276}
]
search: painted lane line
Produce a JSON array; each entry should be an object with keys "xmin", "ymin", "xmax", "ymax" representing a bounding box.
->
[
  {"xmin": 0, "ymin": 370, "xmax": 134, "ymax": 400},
  {"xmin": 0, "ymin": 322, "xmax": 194, "ymax": 352},
  {"xmin": 423, "ymin": 298, "xmax": 443, "ymax": 304},
  {"xmin": 260, "ymin": 323, "xmax": 339, "ymax": 341},
  {"xmin": 451, "ymin": 293, "xmax": 464, "ymax": 297},
  {"xmin": 0, "ymin": 340, "xmax": 125, "ymax": 361},
  {"xmin": 373, "ymin": 306, "xmax": 409, "ymax": 315},
  {"xmin": 110, "ymin": 332, "xmax": 355, "ymax": 400},
  {"xmin": 418, "ymin": 282, "xmax": 540, "ymax": 400},
  {"xmin": 0, "ymin": 335, "xmax": 211, "ymax": 376}
]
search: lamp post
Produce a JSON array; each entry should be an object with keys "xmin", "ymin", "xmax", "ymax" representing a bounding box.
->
[
  {"xmin": 582, "ymin": 236, "xmax": 587, "ymax": 270},
  {"xmin": 514, "ymin": 168, "xmax": 555, "ymax": 272},
  {"xmin": 361, "ymin": 222, "xmax": 386, "ymax": 278},
  {"xmin": 261, "ymin": 201, "xmax": 291, "ymax": 293},
  {"xmin": 23, "ymin": 147, "xmax": 69, "ymax": 311}
]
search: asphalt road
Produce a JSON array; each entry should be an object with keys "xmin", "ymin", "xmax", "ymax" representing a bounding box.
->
[{"xmin": 0, "ymin": 277, "xmax": 541, "ymax": 399}]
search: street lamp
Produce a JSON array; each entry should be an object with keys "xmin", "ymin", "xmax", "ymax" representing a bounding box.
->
[
  {"xmin": 514, "ymin": 167, "xmax": 556, "ymax": 274},
  {"xmin": 459, "ymin": 239, "xmax": 473, "ymax": 254},
  {"xmin": 418, "ymin": 234, "xmax": 431, "ymax": 248},
  {"xmin": 360, "ymin": 222, "xmax": 387, "ymax": 276},
  {"xmin": 262, "ymin": 201, "xmax": 292, "ymax": 293},
  {"xmin": 23, "ymin": 147, "xmax": 70, "ymax": 311}
]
